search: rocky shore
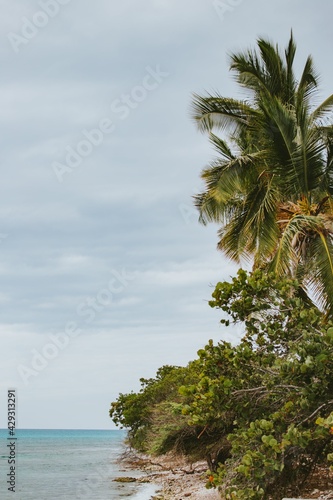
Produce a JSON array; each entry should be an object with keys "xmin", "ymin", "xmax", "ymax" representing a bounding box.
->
[
  {"xmin": 115, "ymin": 451, "xmax": 220, "ymax": 499},
  {"xmin": 115, "ymin": 450, "xmax": 333, "ymax": 500}
]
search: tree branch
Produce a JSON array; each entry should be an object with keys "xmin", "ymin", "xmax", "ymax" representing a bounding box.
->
[{"xmin": 297, "ymin": 400, "xmax": 333, "ymax": 427}]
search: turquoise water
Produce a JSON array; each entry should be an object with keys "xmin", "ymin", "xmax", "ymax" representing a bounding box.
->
[{"xmin": 0, "ymin": 429, "xmax": 157, "ymax": 499}]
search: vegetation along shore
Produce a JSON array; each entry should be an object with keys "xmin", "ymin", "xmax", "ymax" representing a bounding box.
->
[{"xmin": 110, "ymin": 33, "xmax": 333, "ymax": 499}]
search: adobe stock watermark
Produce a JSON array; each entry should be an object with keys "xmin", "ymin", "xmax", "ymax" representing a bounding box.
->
[
  {"xmin": 179, "ymin": 203, "xmax": 198, "ymax": 225},
  {"xmin": 7, "ymin": 0, "xmax": 72, "ymax": 54},
  {"xmin": 17, "ymin": 268, "xmax": 136, "ymax": 385},
  {"xmin": 212, "ymin": 0, "xmax": 243, "ymax": 21},
  {"xmin": 7, "ymin": 389, "xmax": 17, "ymax": 494},
  {"xmin": 51, "ymin": 64, "xmax": 170, "ymax": 183}
]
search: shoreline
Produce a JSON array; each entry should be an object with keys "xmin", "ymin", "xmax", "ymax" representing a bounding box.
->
[
  {"xmin": 115, "ymin": 449, "xmax": 333, "ymax": 500},
  {"xmin": 116, "ymin": 450, "xmax": 221, "ymax": 500}
]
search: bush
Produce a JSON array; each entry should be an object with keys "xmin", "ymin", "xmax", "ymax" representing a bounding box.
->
[{"xmin": 110, "ymin": 270, "xmax": 333, "ymax": 498}]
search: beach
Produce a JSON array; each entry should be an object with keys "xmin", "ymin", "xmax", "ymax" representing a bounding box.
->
[
  {"xmin": 118, "ymin": 449, "xmax": 333, "ymax": 500},
  {"xmin": 118, "ymin": 450, "xmax": 221, "ymax": 500}
]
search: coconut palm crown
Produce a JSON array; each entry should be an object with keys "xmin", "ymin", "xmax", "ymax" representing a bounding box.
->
[{"xmin": 193, "ymin": 33, "xmax": 333, "ymax": 317}]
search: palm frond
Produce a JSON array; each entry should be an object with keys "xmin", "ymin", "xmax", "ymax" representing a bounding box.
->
[
  {"xmin": 193, "ymin": 192, "xmax": 224, "ymax": 225},
  {"xmin": 305, "ymin": 232, "xmax": 333, "ymax": 317},
  {"xmin": 269, "ymin": 214, "xmax": 318, "ymax": 276},
  {"xmin": 257, "ymin": 38, "xmax": 284, "ymax": 97},
  {"xmin": 206, "ymin": 153, "xmax": 263, "ymax": 198},
  {"xmin": 229, "ymin": 49, "xmax": 266, "ymax": 93},
  {"xmin": 191, "ymin": 94, "xmax": 257, "ymax": 134},
  {"xmin": 248, "ymin": 183, "xmax": 280, "ymax": 266},
  {"xmin": 296, "ymin": 55, "xmax": 318, "ymax": 112},
  {"xmin": 311, "ymin": 94, "xmax": 333, "ymax": 121},
  {"xmin": 284, "ymin": 31, "xmax": 297, "ymax": 103},
  {"xmin": 259, "ymin": 95, "xmax": 297, "ymax": 181},
  {"xmin": 215, "ymin": 180, "xmax": 280, "ymax": 264},
  {"xmin": 289, "ymin": 132, "xmax": 326, "ymax": 195},
  {"xmin": 209, "ymin": 133, "xmax": 235, "ymax": 160},
  {"xmin": 217, "ymin": 207, "xmax": 252, "ymax": 263}
]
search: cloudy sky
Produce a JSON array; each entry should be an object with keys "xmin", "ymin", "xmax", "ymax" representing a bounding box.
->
[{"xmin": 0, "ymin": 0, "xmax": 332, "ymax": 429}]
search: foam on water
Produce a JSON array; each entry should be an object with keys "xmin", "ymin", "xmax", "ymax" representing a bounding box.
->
[{"xmin": 131, "ymin": 483, "xmax": 160, "ymax": 499}]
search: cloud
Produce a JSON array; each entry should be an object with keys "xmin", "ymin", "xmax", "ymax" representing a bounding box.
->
[{"xmin": 0, "ymin": 0, "xmax": 333, "ymax": 429}]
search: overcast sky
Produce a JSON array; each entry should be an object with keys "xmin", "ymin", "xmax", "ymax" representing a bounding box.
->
[{"xmin": 0, "ymin": 0, "xmax": 332, "ymax": 429}]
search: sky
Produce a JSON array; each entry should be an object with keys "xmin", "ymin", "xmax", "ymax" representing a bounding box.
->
[{"xmin": 0, "ymin": 0, "xmax": 333, "ymax": 429}]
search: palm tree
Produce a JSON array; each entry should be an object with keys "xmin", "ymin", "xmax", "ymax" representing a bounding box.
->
[{"xmin": 192, "ymin": 33, "xmax": 333, "ymax": 317}]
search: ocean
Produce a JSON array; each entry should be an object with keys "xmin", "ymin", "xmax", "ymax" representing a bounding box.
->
[{"xmin": 0, "ymin": 429, "xmax": 158, "ymax": 500}]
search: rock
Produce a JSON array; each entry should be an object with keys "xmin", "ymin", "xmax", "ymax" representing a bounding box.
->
[{"xmin": 113, "ymin": 476, "xmax": 137, "ymax": 483}]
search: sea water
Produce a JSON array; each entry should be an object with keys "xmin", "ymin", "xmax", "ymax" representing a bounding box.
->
[{"xmin": 0, "ymin": 429, "xmax": 158, "ymax": 500}]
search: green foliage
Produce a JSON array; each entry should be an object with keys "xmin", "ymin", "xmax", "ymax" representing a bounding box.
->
[
  {"xmin": 110, "ymin": 35, "xmax": 333, "ymax": 498},
  {"xmin": 180, "ymin": 270, "xmax": 333, "ymax": 498},
  {"xmin": 110, "ymin": 363, "xmax": 201, "ymax": 453},
  {"xmin": 110, "ymin": 269, "xmax": 333, "ymax": 498}
]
